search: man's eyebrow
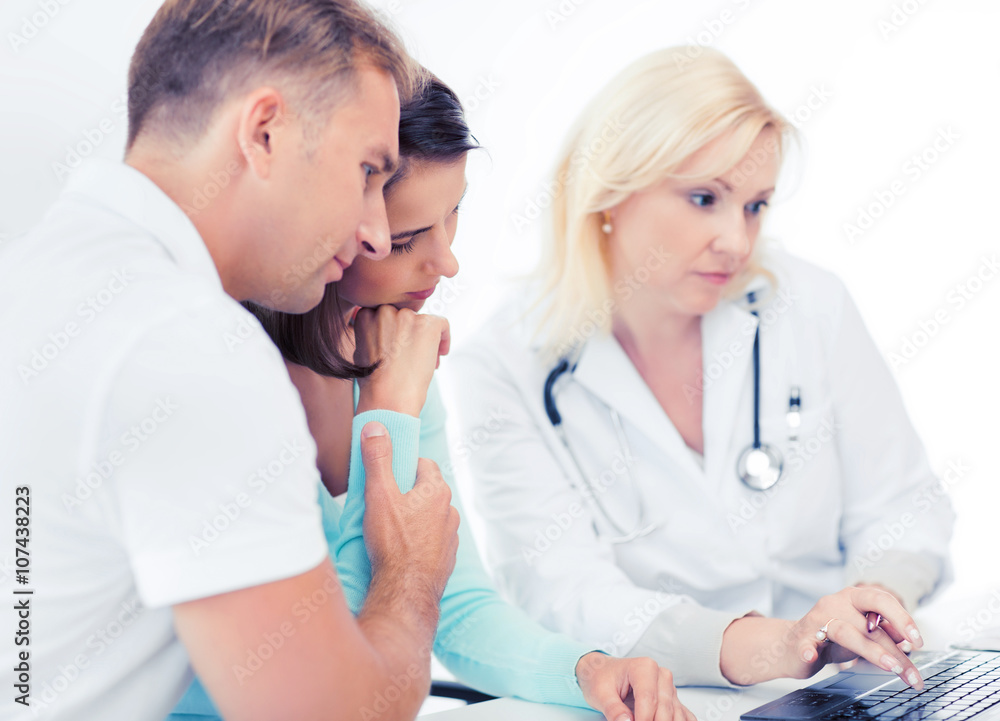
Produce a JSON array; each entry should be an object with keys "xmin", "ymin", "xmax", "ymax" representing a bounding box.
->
[
  {"xmin": 379, "ymin": 150, "xmax": 397, "ymax": 175},
  {"xmin": 365, "ymin": 147, "xmax": 398, "ymax": 176},
  {"xmin": 391, "ymin": 225, "xmax": 432, "ymax": 241}
]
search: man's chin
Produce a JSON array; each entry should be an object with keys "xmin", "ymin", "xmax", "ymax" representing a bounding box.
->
[{"xmin": 259, "ymin": 285, "xmax": 326, "ymax": 315}]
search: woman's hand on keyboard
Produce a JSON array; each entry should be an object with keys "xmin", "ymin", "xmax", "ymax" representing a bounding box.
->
[
  {"xmin": 790, "ymin": 586, "xmax": 925, "ymax": 689},
  {"xmin": 720, "ymin": 586, "xmax": 925, "ymax": 687}
]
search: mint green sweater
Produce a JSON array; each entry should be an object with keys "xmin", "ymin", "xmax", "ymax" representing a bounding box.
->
[{"xmin": 169, "ymin": 379, "xmax": 592, "ymax": 718}]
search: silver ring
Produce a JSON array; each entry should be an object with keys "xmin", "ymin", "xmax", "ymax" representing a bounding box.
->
[{"xmin": 816, "ymin": 618, "xmax": 837, "ymax": 643}]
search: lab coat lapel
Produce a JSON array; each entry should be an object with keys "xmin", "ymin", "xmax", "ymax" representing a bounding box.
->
[
  {"xmin": 572, "ymin": 332, "xmax": 704, "ymax": 478},
  {"xmin": 701, "ymin": 300, "xmax": 758, "ymax": 486}
]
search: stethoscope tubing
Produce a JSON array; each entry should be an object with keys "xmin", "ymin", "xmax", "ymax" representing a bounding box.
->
[
  {"xmin": 543, "ymin": 359, "xmax": 655, "ymax": 542},
  {"xmin": 543, "ymin": 290, "xmax": 794, "ymax": 538}
]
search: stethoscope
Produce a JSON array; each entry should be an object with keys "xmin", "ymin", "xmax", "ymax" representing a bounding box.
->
[
  {"xmin": 736, "ymin": 290, "xmax": 799, "ymax": 491},
  {"xmin": 543, "ymin": 291, "xmax": 802, "ymax": 540},
  {"xmin": 544, "ymin": 356, "xmax": 658, "ymax": 544}
]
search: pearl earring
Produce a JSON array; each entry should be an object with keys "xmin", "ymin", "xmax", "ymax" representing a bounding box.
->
[{"xmin": 601, "ymin": 214, "xmax": 613, "ymax": 234}]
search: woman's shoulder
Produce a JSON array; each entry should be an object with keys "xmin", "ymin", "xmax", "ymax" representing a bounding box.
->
[
  {"xmin": 759, "ymin": 248, "xmax": 852, "ymax": 320},
  {"xmin": 446, "ymin": 290, "xmax": 567, "ymax": 412},
  {"xmin": 764, "ymin": 248, "xmax": 845, "ymax": 291},
  {"xmin": 453, "ymin": 289, "xmax": 546, "ymax": 366}
]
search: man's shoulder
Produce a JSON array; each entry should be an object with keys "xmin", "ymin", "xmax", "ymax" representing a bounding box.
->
[
  {"xmin": 107, "ymin": 292, "xmax": 288, "ymax": 399},
  {"xmin": 2, "ymin": 218, "xmax": 286, "ymax": 408}
]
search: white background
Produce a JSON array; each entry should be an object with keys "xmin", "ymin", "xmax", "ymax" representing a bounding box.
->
[{"xmin": 1, "ymin": 0, "xmax": 997, "ymax": 616}]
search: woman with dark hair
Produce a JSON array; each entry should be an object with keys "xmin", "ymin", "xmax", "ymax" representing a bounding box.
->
[{"xmin": 169, "ymin": 75, "xmax": 694, "ymax": 721}]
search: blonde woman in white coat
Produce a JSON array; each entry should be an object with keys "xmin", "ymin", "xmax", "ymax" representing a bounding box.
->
[{"xmin": 449, "ymin": 47, "xmax": 953, "ymax": 691}]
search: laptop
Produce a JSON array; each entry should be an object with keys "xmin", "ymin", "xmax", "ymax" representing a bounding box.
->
[{"xmin": 742, "ymin": 650, "xmax": 1000, "ymax": 721}]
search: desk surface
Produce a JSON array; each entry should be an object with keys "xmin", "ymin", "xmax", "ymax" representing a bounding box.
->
[
  {"xmin": 421, "ymin": 589, "xmax": 1000, "ymax": 720},
  {"xmin": 421, "ymin": 675, "xmax": 824, "ymax": 720}
]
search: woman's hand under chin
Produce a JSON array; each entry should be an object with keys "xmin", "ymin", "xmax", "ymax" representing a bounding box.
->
[{"xmin": 353, "ymin": 305, "xmax": 450, "ymax": 418}]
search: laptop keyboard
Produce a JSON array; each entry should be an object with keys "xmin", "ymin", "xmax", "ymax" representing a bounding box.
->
[{"xmin": 828, "ymin": 653, "xmax": 1000, "ymax": 721}]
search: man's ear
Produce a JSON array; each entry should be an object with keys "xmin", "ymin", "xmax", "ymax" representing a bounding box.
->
[{"xmin": 236, "ymin": 87, "xmax": 291, "ymax": 179}]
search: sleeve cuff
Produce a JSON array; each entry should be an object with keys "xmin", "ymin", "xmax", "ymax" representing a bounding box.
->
[
  {"xmin": 848, "ymin": 549, "xmax": 942, "ymax": 610},
  {"xmin": 333, "ymin": 409, "xmax": 422, "ymax": 613},
  {"xmin": 351, "ymin": 410, "xmax": 421, "ymax": 492},
  {"xmin": 139, "ymin": 528, "xmax": 328, "ymax": 608},
  {"xmin": 627, "ymin": 602, "xmax": 746, "ymax": 688},
  {"xmin": 525, "ymin": 637, "xmax": 597, "ymax": 708}
]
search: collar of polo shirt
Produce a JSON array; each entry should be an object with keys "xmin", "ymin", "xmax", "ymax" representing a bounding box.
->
[{"xmin": 65, "ymin": 159, "xmax": 222, "ymax": 289}]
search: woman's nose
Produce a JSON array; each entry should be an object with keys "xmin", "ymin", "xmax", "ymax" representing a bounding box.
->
[
  {"xmin": 427, "ymin": 230, "xmax": 460, "ymax": 278},
  {"xmin": 711, "ymin": 209, "xmax": 751, "ymax": 258}
]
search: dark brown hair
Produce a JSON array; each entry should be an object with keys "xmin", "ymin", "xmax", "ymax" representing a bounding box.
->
[
  {"xmin": 244, "ymin": 73, "xmax": 479, "ymax": 378},
  {"xmin": 245, "ymin": 287, "xmax": 368, "ymax": 378},
  {"xmin": 126, "ymin": 0, "xmax": 417, "ymax": 149}
]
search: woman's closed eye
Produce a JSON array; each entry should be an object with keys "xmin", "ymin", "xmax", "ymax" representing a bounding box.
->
[
  {"xmin": 389, "ymin": 222, "xmax": 431, "ymax": 255},
  {"xmin": 390, "ymin": 237, "xmax": 419, "ymax": 255}
]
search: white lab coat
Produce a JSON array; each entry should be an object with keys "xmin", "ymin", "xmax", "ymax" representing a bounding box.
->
[{"xmin": 448, "ymin": 251, "xmax": 953, "ymax": 678}]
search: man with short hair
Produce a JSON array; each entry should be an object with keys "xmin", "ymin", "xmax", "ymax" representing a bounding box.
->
[
  {"xmin": 1, "ymin": 1, "xmax": 691, "ymax": 720},
  {"xmin": 2, "ymin": 2, "xmax": 456, "ymax": 719}
]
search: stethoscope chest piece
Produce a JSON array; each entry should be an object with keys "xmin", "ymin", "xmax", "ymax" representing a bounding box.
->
[
  {"xmin": 737, "ymin": 290, "xmax": 786, "ymax": 492},
  {"xmin": 737, "ymin": 443, "xmax": 783, "ymax": 491}
]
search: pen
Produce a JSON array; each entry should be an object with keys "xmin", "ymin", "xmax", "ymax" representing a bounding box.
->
[{"xmin": 787, "ymin": 386, "xmax": 801, "ymax": 441}]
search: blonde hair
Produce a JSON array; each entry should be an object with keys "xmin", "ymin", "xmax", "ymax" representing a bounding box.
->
[{"xmin": 535, "ymin": 47, "xmax": 796, "ymax": 360}]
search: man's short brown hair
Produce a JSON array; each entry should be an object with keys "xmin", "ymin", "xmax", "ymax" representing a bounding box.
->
[{"xmin": 126, "ymin": 0, "xmax": 416, "ymax": 149}]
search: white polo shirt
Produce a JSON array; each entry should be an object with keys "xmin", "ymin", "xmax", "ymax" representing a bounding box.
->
[{"xmin": 0, "ymin": 159, "xmax": 328, "ymax": 720}]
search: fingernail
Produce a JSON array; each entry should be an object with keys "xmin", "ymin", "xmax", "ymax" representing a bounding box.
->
[
  {"xmin": 881, "ymin": 655, "xmax": 899, "ymax": 673},
  {"xmin": 615, "ymin": 715, "xmax": 631, "ymax": 721},
  {"xmin": 362, "ymin": 422, "xmax": 386, "ymax": 438},
  {"xmin": 908, "ymin": 627, "xmax": 921, "ymax": 642},
  {"xmin": 803, "ymin": 649, "xmax": 814, "ymax": 662},
  {"xmin": 900, "ymin": 640, "xmax": 913, "ymax": 653},
  {"xmin": 906, "ymin": 670, "xmax": 922, "ymax": 689}
]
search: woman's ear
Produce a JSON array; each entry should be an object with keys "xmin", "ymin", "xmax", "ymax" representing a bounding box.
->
[{"xmin": 601, "ymin": 209, "xmax": 614, "ymax": 235}]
